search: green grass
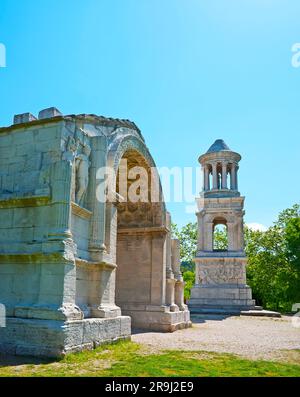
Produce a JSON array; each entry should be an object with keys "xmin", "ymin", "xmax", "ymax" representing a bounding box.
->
[{"xmin": 0, "ymin": 341, "xmax": 300, "ymax": 377}]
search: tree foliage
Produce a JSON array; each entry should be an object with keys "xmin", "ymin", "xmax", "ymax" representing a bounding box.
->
[
  {"xmin": 245, "ymin": 204, "xmax": 300, "ymax": 312},
  {"xmin": 182, "ymin": 271, "xmax": 195, "ymax": 301},
  {"xmin": 213, "ymin": 225, "xmax": 228, "ymax": 250},
  {"xmin": 172, "ymin": 222, "xmax": 197, "ymax": 264}
]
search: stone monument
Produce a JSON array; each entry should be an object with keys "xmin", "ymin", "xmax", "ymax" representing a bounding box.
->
[
  {"xmin": 0, "ymin": 107, "xmax": 190, "ymax": 358},
  {"xmin": 189, "ymin": 139, "xmax": 255, "ymax": 313}
]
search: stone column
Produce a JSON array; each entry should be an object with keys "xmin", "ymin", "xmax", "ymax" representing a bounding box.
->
[
  {"xmin": 204, "ymin": 222, "xmax": 214, "ymax": 251},
  {"xmin": 88, "ymin": 136, "xmax": 107, "ymax": 261},
  {"xmin": 32, "ymin": 151, "xmax": 82, "ymax": 322},
  {"xmin": 204, "ymin": 165, "xmax": 210, "ymax": 191},
  {"xmin": 235, "ymin": 165, "xmax": 239, "ymax": 191},
  {"xmin": 221, "ymin": 162, "xmax": 228, "ymax": 189},
  {"xmin": 212, "ymin": 163, "xmax": 218, "ymax": 190},
  {"xmin": 150, "ymin": 232, "xmax": 167, "ymax": 307},
  {"xmin": 238, "ymin": 216, "xmax": 245, "ymax": 251},
  {"xmin": 166, "ymin": 278, "xmax": 178, "ymax": 312},
  {"xmin": 196, "ymin": 211, "xmax": 204, "ymax": 251},
  {"xmin": 227, "ymin": 222, "xmax": 235, "ymax": 251},
  {"xmin": 171, "ymin": 239, "xmax": 187, "ymax": 310},
  {"xmin": 165, "ymin": 213, "xmax": 178, "ymax": 312},
  {"xmin": 231, "ymin": 163, "xmax": 237, "ymax": 190},
  {"xmin": 89, "ymin": 264, "xmax": 121, "ymax": 319},
  {"xmin": 89, "ymin": 201, "xmax": 121, "ymax": 318},
  {"xmin": 49, "ymin": 161, "xmax": 73, "ymax": 240}
]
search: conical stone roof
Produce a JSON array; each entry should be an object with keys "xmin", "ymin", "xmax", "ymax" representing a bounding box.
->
[{"xmin": 206, "ymin": 139, "xmax": 231, "ymax": 153}]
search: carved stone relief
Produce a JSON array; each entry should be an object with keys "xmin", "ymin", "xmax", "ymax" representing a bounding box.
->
[{"xmin": 198, "ymin": 263, "xmax": 244, "ymax": 285}]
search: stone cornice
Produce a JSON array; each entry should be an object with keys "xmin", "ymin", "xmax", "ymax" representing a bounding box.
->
[
  {"xmin": 0, "ymin": 114, "xmax": 141, "ymax": 136},
  {"xmin": 117, "ymin": 226, "xmax": 169, "ymax": 235},
  {"xmin": 75, "ymin": 257, "xmax": 117, "ymax": 270},
  {"xmin": 71, "ymin": 202, "xmax": 92, "ymax": 220},
  {"xmin": 0, "ymin": 195, "xmax": 50, "ymax": 208},
  {"xmin": 0, "ymin": 252, "xmax": 72, "ymax": 264},
  {"xmin": 199, "ymin": 151, "xmax": 241, "ymax": 165}
]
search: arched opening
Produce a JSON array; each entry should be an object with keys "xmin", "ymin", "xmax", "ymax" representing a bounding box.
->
[
  {"xmin": 213, "ymin": 218, "xmax": 228, "ymax": 251},
  {"xmin": 114, "ymin": 148, "xmax": 166, "ymax": 319}
]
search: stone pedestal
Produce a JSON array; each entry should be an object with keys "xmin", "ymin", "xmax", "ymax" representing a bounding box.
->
[
  {"xmin": 190, "ymin": 256, "xmax": 255, "ymax": 313},
  {"xmin": 0, "ymin": 316, "xmax": 131, "ymax": 358},
  {"xmin": 120, "ymin": 304, "xmax": 190, "ymax": 332}
]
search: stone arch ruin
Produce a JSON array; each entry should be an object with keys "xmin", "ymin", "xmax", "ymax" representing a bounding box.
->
[{"xmin": 0, "ymin": 108, "xmax": 190, "ymax": 358}]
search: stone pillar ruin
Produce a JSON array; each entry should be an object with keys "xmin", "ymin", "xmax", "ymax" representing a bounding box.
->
[{"xmin": 171, "ymin": 239, "xmax": 187, "ymax": 311}]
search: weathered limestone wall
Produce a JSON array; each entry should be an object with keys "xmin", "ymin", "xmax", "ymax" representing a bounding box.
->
[
  {"xmin": 0, "ymin": 123, "xmax": 61, "ymax": 254},
  {"xmin": 0, "ymin": 317, "xmax": 131, "ymax": 358},
  {"xmin": 116, "ymin": 234, "xmax": 152, "ymax": 304}
]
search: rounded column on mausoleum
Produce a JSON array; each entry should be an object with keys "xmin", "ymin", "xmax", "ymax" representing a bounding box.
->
[{"xmin": 199, "ymin": 139, "xmax": 241, "ymax": 196}]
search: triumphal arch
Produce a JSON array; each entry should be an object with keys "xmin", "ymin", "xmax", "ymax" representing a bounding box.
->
[{"xmin": 0, "ymin": 107, "xmax": 190, "ymax": 357}]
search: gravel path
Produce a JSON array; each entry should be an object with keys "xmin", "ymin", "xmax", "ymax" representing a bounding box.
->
[{"xmin": 132, "ymin": 315, "xmax": 300, "ymax": 361}]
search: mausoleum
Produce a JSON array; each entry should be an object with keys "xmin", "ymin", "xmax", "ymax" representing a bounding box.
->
[{"xmin": 189, "ymin": 139, "xmax": 255, "ymax": 313}]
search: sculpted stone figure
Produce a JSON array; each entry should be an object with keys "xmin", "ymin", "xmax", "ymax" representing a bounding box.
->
[
  {"xmin": 75, "ymin": 144, "xmax": 91, "ymax": 206},
  {"xmin": 63, "ymin": 136, "xmax": 78, "ymax": 162}
]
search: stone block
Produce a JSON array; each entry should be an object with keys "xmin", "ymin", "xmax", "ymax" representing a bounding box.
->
[
  {"xmin": 35, "ymin": 126, "xmax": 59, "ymax": 142},
  {"xmin": 12, "ymin": 130, "xmax": 34, "ymax": 145},
  {"xmin": 0, "ymin": 134, "xmax": 13, "ymax": 147},
  {"xmin": 13, "ymin": 113, "xmax": 37, "ymax": 125},
  {"xmin": 0, "ymin": 209, "xmax": 13, "ymax": 228},
  {"xmin": 38, "ymin": 107, "xmax": 62, "ymax": 120}
]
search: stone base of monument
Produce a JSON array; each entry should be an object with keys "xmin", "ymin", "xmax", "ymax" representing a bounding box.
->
[
  {"xmin": 190, "ymin": 308, "xmax": 281, "ymax": 317},
  {"xmin": 189, "ymin": 284, "xmax": 255, "ymax": 311},
  {"xmin": 0, "ymin": 316, "xmax": 131, "ymax": 358},
  {"xmin": 189, "ymin": 285, "xmax": 281, "ymax": 317},
  {"xmin": 120, "ymin": 305, "xmax": 192, "ymax": 332}
]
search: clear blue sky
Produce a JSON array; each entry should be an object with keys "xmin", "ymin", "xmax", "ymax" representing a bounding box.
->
[{"xmin": 0, "ymin": 0, "xmax": 299, "ymax": 228}]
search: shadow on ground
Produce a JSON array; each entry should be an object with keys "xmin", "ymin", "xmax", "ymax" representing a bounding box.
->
[
  {"xmin": 132, "ymin": 314, "xmax": 232, "ymax": 335},
  {"xmin": 191, "ymin": 314, "xmax": 233, "ymax": 323},
  {"xmin": 0, "ymin": 354, "xmax": 55, "ymax": 367}
]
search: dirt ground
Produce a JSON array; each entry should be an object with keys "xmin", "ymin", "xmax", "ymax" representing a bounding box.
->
[{"xmin": 132, "ymin": 314, "xmax": 300, "ymax": 363}]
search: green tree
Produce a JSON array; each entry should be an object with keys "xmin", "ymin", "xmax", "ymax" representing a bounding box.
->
[
  {"xmin": 213, "ymin": 225, "xmax": 228, "ymax": 250},
  {"xmin": 182, "ymin": 271, "xmax": 195, "ymax": 301},
  {"xmin": 172, "ymin": 222, "xmax": 197, "ymax": 264},
  {"xmin": 245, "ymin": 204, "xmax": 300, "ymax": 312}
]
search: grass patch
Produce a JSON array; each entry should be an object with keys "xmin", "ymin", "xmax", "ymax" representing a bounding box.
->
[{"xmin": 0, "ymin": 341, "xmax": 299, "ymax": 377}]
